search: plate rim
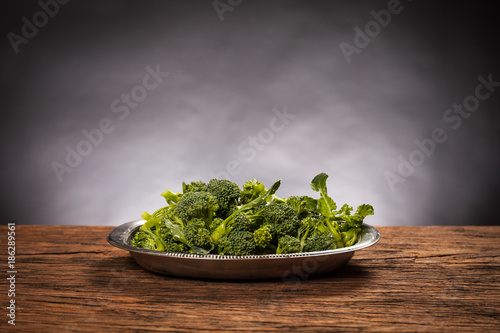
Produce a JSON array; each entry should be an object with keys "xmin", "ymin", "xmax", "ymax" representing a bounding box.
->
[{"xmin": 107, "ymin": 219, "xmax": 381, "ymax": 260}]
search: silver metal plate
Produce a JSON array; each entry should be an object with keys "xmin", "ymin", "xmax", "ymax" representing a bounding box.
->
[{"xmin": 107, "ymin": 220, "xmax": 380, "ymax": 280}]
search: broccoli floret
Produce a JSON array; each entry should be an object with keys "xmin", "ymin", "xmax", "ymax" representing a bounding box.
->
[
  {"xmin": 217, "ymin": 230, "xmax": 256, "ymax": 256},
  {"xmin": 182, "ymin": 181, "xmax": 208, "ymax": 193},
  {"xmin": 207, "ymin": 179, "xmax": 241, "ymax": 219},
  {"xmin": 303, "ymin": 232, "xmax": 337, "ymax": 252},
  {"xmin": 132, "ymin": 207, "xmax": 171, "ymax": 251},
  {"xmin": 276, "ymin": 235, "xmax": 301, "ymax": 254},
  {"xmin": 159, "ymin": 217, "xmax": 213, "ymax": 255},
  {"xmin": 184, "ymin": 218, "xmax": 214, "ymax": 252},
  {"xmin": 253, "ymin": 225, "xmax": 273, "ymax": 248},
  {"xmin": 260, "ymin": 201, "xmax": 300, "ymax": 237},
  {"xmin": 296, "ymin": 216, "xmax": 322, "ymax": 250},
  {"xmin": 231, "ymin": 212, "xmax": 260, "ymax": 232},
  {"xmin": 209, "ymin": 217, "xmax": 223, "ymax": 233},
  {"xmin": 173, "ymin": 191, "xmax": 219, "ymax": 227},
  {"xmin": 240, "ymin": 179, "xmax": 266, "ymax": 205},
  {"xmin": 211, "ymin": 180, "xmax": 282, "ymax": 242},
  {"xmin": 163, "ymin": 238, "xmax": 190, "ymax": 253},
  {"xmin": 131, "ymin": 229, "xmax": 157, "ymax": 250}
]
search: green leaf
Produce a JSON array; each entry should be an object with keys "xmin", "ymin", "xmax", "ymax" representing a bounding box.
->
[
  {"xmin": 356, "ymin": 204, "xmax": 374, "ymax": 217},
  {"xmin": 318, "ymin": 197, "xmax": 336, "ymax": 217},
  {"xmin": 341, "ymin": 204, "xmax": 374, "ymax": 227},
  {"xmin": 311, "ymin": 173, "xmax": 336, "ymax": 218},
  {"xmin": 339, "ymin": 203, "xmax": 353, "ymax": 215},
  {"xmin": 310, "ymin": 172, "xmax": 328, "ymax": 193},
  {"xmin": 191, "ymin": 245, "xmax": 213, "ymax": 255},
  {"xmin": 302, "ymin": 196, "xmax": 318, "ymax": 210},
  {"xmin": 163, "ymin": 219, "xmax": 189, "ymax": 245}
]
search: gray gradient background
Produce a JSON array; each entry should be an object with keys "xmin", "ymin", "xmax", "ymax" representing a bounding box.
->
[{"xmin": 1, "ymin": 1, "xmax": 499, "ymax": 226}]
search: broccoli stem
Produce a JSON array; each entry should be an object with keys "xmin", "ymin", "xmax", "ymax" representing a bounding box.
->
[
  {"xmin": 342, "ymin": 227, "xmax": 362, "ymax": 247},
  {"xmin": 211, "ymin": 223, "xmax": 229, "ymax": 243},
  {"xmin": 325, "ymin": 220, "xmax": 344, "ymax": 248},
  {"xmin": 141, "ymin": 206, "xmax": 168, "ymax": 230},
  {"xmin": 161, "ymin": 190, "xmax": 183, "ymax": 204},
  {"xmin": 139, "ymin": 206, "xmax": 172, "ymax": 251},
  {"xmin": 141, "ymin": 228, "xmax": 165, "ymax": 251},
  {"xmin": 141, "ymin": 212, "xmax": 152, "ymax": 220},
  {"xmin": 298, "ymin": 225, "xmax": 312, "ymax": 252}
]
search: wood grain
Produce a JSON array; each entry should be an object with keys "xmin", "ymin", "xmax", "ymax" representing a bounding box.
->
[{"xmin": 1, "ymin": 225, "xmax": 499, "ymax": 332}]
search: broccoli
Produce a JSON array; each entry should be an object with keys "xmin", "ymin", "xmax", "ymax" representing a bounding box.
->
[
  {"xmin": 130, "ymin": 173, "xmax": 374, "ymax": 256},
  {"xmin": 159, "ymin": 217, "xmax": 213, "ymax": 255},
  {"xmin": 131, "ymin": 228, "xmax": 157, "ymax": 250},
  {"xmin": 184, "ymin": 218, "xmax": 214, "ymax": 252},
  {"xmin": 253, "ymin": 225, "xmax": 273, "ymax": 249},
  {"xmin": 310, "ymin": 173, "xmax": 374, "ymax": 248},
  {"xmin": 182, "ymin": 181, "xmax": 208, "ymax": 193},
  {"xmin": 231, "ymin": 212, "xmax": 260, "ymax": 232},
  {"xmin": 276, "ymin": 235, "xmax": 301, "ymax": 254},
  {"xmin": 133, "ymin": 205, "xmax": 174, "ymax": 251},
  {"xmin": 209, "ymin": 217, "xmax": 224, "ymax": 233},
  {"xmin": 207, "ymin": 179, "xmax": 241, "ymax": 219},
  {"xmin": 303, "ymin": 232, "xmax": 337, "ymax": 252},
  {"xmin": 159, "ymin": 222, "xmax": 190, "ymax": 253},
  {"xmin": 260, "ymin": 201, "xmax": 300, "ymax": 238},
  {"xmin": 173, "ymin": 191, "xmax": 219, "ymax": 228},
  {"xmin": 139, "ymin": 186, "xmax": 185, "ymax": 236},
  {"xmin": 240, "ymin": 179, "xmax": 266, "ymax": 205},
  {"xmin": 162, "ymin": 237, "xmax": 190, "ymax": 253},
  {"xmin": 296, "ymin": 216, "xmax": 321, "ymax": 250},
  {"xmin": 217, "ymin": 230, "xmax": 256, "ymax": 256},
  {"xmin": 211, "ymin": 179, "xmax": 281, "ymax": 242}
]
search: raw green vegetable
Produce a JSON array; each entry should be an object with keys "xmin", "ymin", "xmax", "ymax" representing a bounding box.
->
[{"xmin": 131, "ymin": 173, "xmax": 374, "ymax": 255}]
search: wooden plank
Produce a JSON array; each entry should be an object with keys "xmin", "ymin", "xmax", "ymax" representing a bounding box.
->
[{"xmin": 0, "ymin": 226, "xmax": 499, "ymax": 332}]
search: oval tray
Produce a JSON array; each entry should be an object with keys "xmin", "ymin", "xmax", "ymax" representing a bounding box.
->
[{"xmin": 107, "ymin": 220, "xmax": 380, "ymax": 280}]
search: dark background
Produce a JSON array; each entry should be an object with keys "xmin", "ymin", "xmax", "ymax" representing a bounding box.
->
[{"xmin": 1, "ymin": 0, "xmax": 499, "ymax": 226}]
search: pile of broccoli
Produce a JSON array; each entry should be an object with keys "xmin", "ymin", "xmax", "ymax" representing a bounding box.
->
[{"xmin": 131, "ymin": 173, "xmax": 374, "ymax": 256}]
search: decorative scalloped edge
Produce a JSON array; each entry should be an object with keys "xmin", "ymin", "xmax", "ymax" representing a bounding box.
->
[{"xmin": 156, "ymin": 251, "xmax": 314, "ymax": 259}]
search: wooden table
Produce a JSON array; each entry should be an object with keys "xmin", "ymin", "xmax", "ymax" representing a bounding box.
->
[{"xmin": 1, "ymin": 225, "xmax": 499, "ymax": 332}]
